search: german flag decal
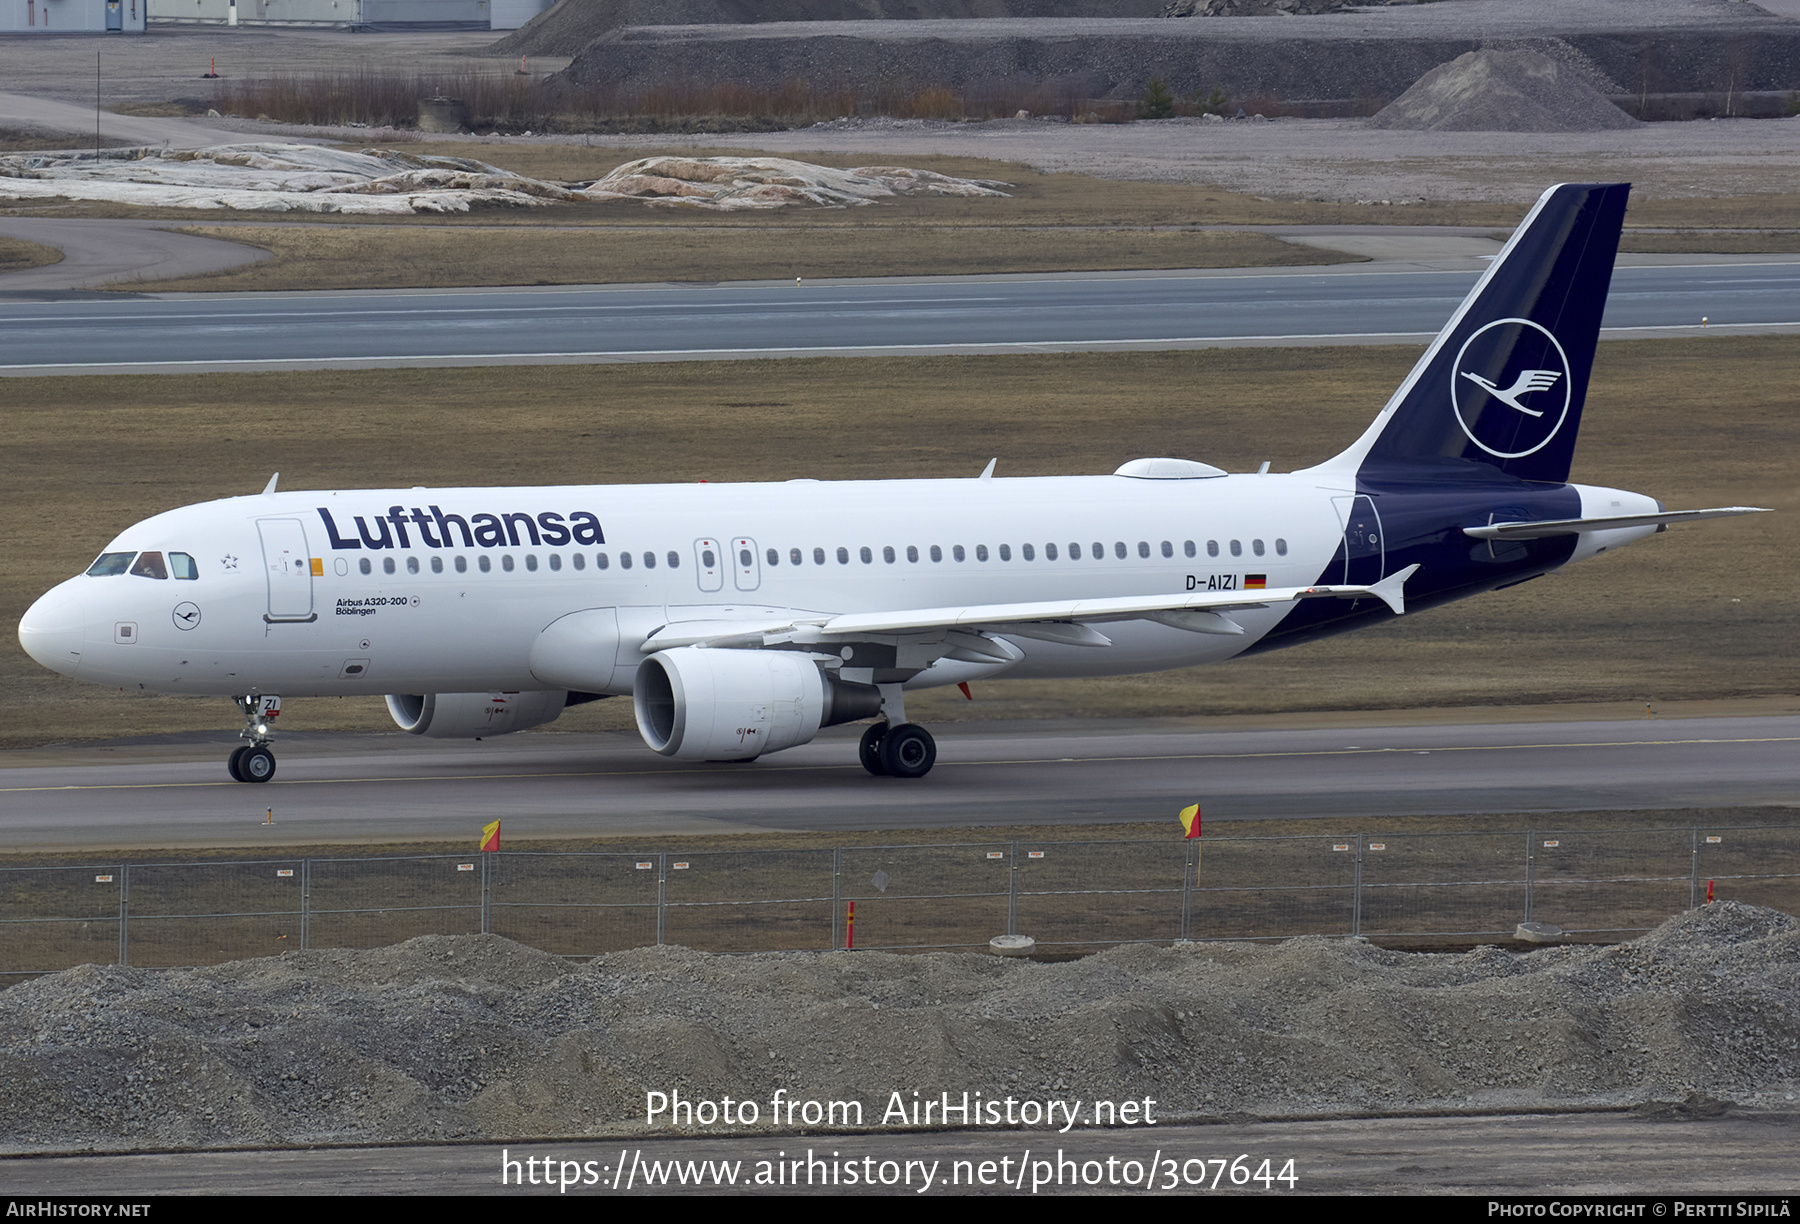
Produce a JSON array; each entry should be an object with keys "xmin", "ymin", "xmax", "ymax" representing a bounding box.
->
[{"xmin": 1245, "ymin": 574, "xmax": 1267, "ymax": 589}]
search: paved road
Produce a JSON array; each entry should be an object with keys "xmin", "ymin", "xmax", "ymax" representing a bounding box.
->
[
  {"xmin": 1, "ymin": 716, "xmax": 1793, "ymax": 851},
  {"xmin": 2, "ymin": 1111, "xmax": 1794, "ymax": 1195},
  {"xmin": 0, "ymin": 217, "xmax": 271, "ymax": 291},
  {"xmin": 2, "ymin": 258, "xmax": 1794, "ymax": 376}
]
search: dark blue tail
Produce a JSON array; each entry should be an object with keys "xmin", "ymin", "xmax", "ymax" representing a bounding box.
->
[{"xmin": 1322, "ymin": 182, "xmax": 1630, "ymax": 486}]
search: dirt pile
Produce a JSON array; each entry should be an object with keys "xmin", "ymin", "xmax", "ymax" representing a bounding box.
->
[
  {"xmin": 0, "ymin": 144, "xmax": 587, "ymax": 215},
  {"xmin": 490, "ymin": 0, "xmax": 1167, "ymax": 58},
  {"xmin": 1370, "ymin": 47, "xmax": 1639, "ymax": 132},
  {"xmin": 584, "ymin": 155, "xmax": 1011, "ymax": 207},
  {"xmin": 3, "ymin": 903, "xmax": 1797, "ymax": 1152}
]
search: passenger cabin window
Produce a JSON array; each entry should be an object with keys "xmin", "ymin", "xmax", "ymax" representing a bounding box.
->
[
  {"xmin": 431, "ymin": 556, "xmax": 444, "ymax": 574},
  {"xmin": 87, "ymin": 552, "xmax": 135, "ymax": 577},
  {"xmin": 595, "ymin": 553, "xmax": 608, "ymax": 570},
  {"xmin": 1207, "ymin": 540, "xmax": 1220, "ymax": 558},
  {"xmin": 814, "ymin": 548, "xmax": 826, "ymax": 565},
  {"xmin": 384, "ymin": 557, "xmax": 397, "ymax": 574},
  {"xmin": 548, "ymin": 554, "xmax": 561, "ymax": 572},
  {"xmin": 130, "ymin": 552, "xmax": 169, "ymax": 580},
  {"xmin": 1276, "ymin": 538, "xmax": 1289, "ymax": 556},
  {"xmin": 478, "ymin": 556, "xmax": 492, "ymax": 573},
  {"xmin": 573, "ymin": 554, "xmax": 585, "ymax": 571},
  {"xmin": 170, "ymin": 552, "xmax": 199, "ymax": 580},
  {"xmin": 1230, "ymin": 540, "xmax": 1242, "ymax": 557},
  {"xmin": 361, "ymin": 558, "xmax": 374, "ymax": 575},
  {"xmin": 407, "ymin": 556, "xmax": 420, "ymax": 574},
  {"xmin": 502, "ymin": 555, "xmax": 516, "ymax": 572}
]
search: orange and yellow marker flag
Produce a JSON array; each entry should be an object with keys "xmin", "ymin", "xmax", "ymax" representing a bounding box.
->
[
  {"xmin": 480, "ymin": 818, "xmax": 501, "ymax": 852},
  {"xmin": 1178, "ymin": 803, "xmax": 1202, "ymax": 839}
]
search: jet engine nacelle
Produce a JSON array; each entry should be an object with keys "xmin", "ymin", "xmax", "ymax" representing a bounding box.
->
[
  {"xmin": 634, "ymin": 647, "xmax": 882, "ymax": 761},
  {"xmin": 385, "ymin": 690, "xmax": 570, "ymax": 738}
]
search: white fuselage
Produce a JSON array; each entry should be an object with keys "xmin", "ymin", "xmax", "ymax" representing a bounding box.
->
[{"xmin": 23, "ymin": 471, "xmax": 1376, "ymax": 697}]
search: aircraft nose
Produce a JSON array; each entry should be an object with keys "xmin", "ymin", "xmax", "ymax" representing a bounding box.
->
[{"xmin": 19, "ymin": 579, "xmax": 88, "ymax": 678}]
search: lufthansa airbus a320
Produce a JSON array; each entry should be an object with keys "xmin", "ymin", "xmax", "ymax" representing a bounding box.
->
[{"xmin": 18, "ymin": 183, "xmax": 1767, "ymax": 783}]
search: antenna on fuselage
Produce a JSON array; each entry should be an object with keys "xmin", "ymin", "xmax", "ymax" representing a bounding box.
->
[
  {"xmin": 262, "ymin": 473, "xmax": 279, "ymax": 495},
  {"xmin": 978, "ymin": 458, "xmax": 996, "ymax": 481}
]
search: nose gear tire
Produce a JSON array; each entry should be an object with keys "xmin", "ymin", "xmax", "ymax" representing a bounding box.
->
[{"xmin": 240, "ymin": 746, "xmax": 276, "ymax": 783}]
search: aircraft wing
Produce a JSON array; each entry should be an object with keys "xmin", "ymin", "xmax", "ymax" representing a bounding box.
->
[
  {"xmin": 644, "ymin": 565, "xmax": 1419, "ymax": 651},
  {"xmin": 1463, "ymin": 507, "xmax": 1770, "ymax": 540}
]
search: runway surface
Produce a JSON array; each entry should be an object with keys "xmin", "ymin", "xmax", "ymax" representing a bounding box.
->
[
  {"xmin": 2, "ymin": 258, "xmax": 1796, "ymax": 376},
  {"xmin": 2, "ymin": 715, "xmax": 1794, "ymax": 850}
]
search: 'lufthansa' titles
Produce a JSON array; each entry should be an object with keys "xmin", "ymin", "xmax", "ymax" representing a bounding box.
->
[{"xmin": 316, "ymin": 506, "xmax": 604, "ymax": 551}]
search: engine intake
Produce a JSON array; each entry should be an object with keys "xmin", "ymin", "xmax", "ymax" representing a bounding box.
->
[{"xmin": 634, "ymin": 648, "xmax": 881, "ymax": 761}]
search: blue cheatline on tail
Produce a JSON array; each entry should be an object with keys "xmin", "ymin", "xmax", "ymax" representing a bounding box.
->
[{"xmin": 1316, "ymin": 182, "xmax": 1631, "ymax": 486}]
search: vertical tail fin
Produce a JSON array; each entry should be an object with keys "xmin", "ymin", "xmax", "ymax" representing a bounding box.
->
[{"xmin": 1314, "ymin": 182, "xmax": 1630, "ymax": 485}]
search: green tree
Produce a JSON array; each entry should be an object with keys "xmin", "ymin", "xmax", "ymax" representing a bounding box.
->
[
  {"xmin": 1140, "ymin": 76, "xmax": 1175, "ymax": 120},
  {"xmin": 1187, "ymin": 86, "xmax": 1228, "ymax": 116}
]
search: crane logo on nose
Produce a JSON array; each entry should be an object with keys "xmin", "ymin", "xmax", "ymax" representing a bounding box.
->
[{"xmin": 173, "ymin": 602, "xmax": 202, "ymax": 631}]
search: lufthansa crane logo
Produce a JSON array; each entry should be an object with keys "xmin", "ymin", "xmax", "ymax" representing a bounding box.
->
[{"xmin": 1450, "ymin": 317, "xmax": 1572, "ymax": 459}]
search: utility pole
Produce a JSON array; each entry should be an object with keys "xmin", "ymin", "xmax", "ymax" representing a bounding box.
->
[{"xmin": 96, "ymin": 52, "xmax": 102, "ymax": 160}]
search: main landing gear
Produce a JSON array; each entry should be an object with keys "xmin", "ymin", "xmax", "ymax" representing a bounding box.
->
[
  {"xmin": 227, "ymin": 694, "xmax": 280, "ymax": 783},
  {"xmin": 858, "ymin": 721, "xmax": 937, "ymax": 779}
]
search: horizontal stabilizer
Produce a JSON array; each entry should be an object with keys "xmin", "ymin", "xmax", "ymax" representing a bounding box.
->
[{"xmin": 1464, "ymin": 507, "xmax": 1770, "ymax": 540}]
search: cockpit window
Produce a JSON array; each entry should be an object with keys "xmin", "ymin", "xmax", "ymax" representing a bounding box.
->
[
  {"xmin": 129, "ymin": 551, "xmax": 169, "ymax": 580},
  {"xmin": 169, "ymin": 552, "xmax": 199, "ymax": 580},
  {"xmin": 86, "ymin": 552, "xmax": 135, "ymax": 576}
]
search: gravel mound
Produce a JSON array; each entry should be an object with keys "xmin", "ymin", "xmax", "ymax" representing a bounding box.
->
[
  {"xmin": 489, "ymin": 0, "xmax": 1168, "ymax": 58},
  {"xmin": 4, "ymin": 903, "xmax": 1797, "ymax": 1152},
  {"xmin": 1370, "ymin": 47, "xmax": 1640, "ymax": 132}
]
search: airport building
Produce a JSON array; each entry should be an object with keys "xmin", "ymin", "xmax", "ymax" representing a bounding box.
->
[
  {"xmin": 145, "ymin": 0, "xmax": 552, "ymax": 29},
  {"xmin": 3, "ymin": 0, "xmax": 149, "ymax": 32}
]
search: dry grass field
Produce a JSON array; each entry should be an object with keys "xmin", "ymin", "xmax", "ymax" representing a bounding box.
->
[
  {"xmin": 0, "ymin": 237, "xmax": 61, "ymax": 274},
  {"xmin": 161, "ymin": 224, "xmax": 1341, "ymax": 291},
  {"xmin": 2, "ymin": 336, "xmax": 1793, "ymax": 749}
]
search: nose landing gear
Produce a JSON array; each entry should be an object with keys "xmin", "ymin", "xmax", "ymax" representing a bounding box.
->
[{"xmin": 228, "ymin": 694, "xmax": 280, "ymax": 783}]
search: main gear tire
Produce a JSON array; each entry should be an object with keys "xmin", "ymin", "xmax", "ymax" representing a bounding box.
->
[
  {"xmin": 878, "ymin": 723, "xmax": 936, "ymax": 779},
  {"xmin": 859, "ymin": 722, "xmax": 888, "ymax": 776}
]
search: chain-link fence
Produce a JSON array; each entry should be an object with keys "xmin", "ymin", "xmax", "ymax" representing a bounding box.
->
[{"xmin": 3, "ymin": 825, "xmax": 1795, "ymax": 982}]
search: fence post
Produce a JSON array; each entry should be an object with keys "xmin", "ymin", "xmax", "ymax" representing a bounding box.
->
[
  {"xmin": 1007, "ymin": 841, "xmax": 1019, "ymax": 937},
  {"xmin": 1351, "ymin": 835, "xmax": 1363, "ymax": 937},
  {"xmin": 117, "ymin": 863, "xmax": 129, "ymax": 967},
  {"xmin": 481, "ymin": 854, "xmax": 491, "ymax": 936},
  {"xmin": 301, "ymin": 858, "xmax": 310, "ymax": 951},
  {"xmin": 120, "ymin": 863, "xmax": 131, "ymax": 967},
  {"xmin": 1689, "ymin": 826, "xmax": 1700, "ymax": 910},
  {"xmin": 831, "ymin": 847, "xmax": 842, "ymax": 950},
  {"xmin": 1180, "ymin": 839, "xmax": 1195, "ymax": 941},
  {"xmin": 656, "ymin": 853, "xmax": 667, "ymax": 947},
  {"xmin": 1524, "ymin": 830, "xmax": 1536, "ymax": 923}
]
